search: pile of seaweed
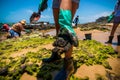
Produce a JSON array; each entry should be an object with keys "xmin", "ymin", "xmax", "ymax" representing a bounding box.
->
[
  {"xmin": 79, "ymin": 22, "xmax": 110, "ymax": 31},
  {"xmin": 0, "ymin": 34, "xmax": 117, "ymax": 80}
]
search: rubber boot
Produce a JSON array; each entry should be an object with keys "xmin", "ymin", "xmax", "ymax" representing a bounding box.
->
[
  {"xmin": 117, "ymin": 35, "xmax": 120, "ymax": 45},
  {"xmin": 54, "ymin": 57, "xmax": 74, "ymax": 80},
  {"xmin": 106, "ymin": 36, "xmax": 114, "ymax": 44},
  {"xmin": 42, "ymin": 49, "xmax": 61, "ymax": 63},
  {"xmin": 58, "ymin": 9, "xmax": 79, "ymax": 47}
]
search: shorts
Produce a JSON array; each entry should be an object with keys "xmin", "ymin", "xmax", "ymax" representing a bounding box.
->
[
  {"xmin": 113, "ymin": 16, "xmax": 120, "ymax": 23},
  {"xmin": 9, "ymin": 29, "xmax": 20, "ymax": 37},
  {"xmin": 52, "ymin": 0, "xmax": 80, "ymax": 9}
]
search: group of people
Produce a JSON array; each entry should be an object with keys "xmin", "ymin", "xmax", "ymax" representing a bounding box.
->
[
  {"xmin": 2, "ymin": 20, "xmax": 26, "ymax": 38},
  {"xmin": 1, "ymin": 0, "xmax": 120, "ymax": 80}
]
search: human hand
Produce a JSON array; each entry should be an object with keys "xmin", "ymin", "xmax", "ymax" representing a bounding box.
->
[{"xmin": 30, "ymin": 12, "xmax": 40, "ymax": 23}]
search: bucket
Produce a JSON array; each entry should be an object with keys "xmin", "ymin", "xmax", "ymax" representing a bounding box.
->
[{"xmin": 85, "ymin": 33, "xmax": 92, "ymax": 40}]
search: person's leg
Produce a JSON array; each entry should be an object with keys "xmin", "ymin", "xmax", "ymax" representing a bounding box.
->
[
  {"xmin": 54, "ymin": 0, "xmax": 79, "ymax": 80},
  {"xmin": 9, "ymin": 29, "xmax": 19, "ymax": 38},
  {"xmin": 65, "ymin": 0, "xmax": 79, "ymax": 59},
  {"xmin": 107, "ymin": 23, "xmax": 119, "ymax": 44},
  {"xmin": 72, "ymin": 1, "xmax": 79, "ymax": 19},
  {"xmin": 52, "ymin": 0, "xmax": 61, "ymax": 36},
  {"xmin": 110, "ymin": 23, "xmax": 119, "ymax": 36},
  {"xmin": 53, "ymin": 8, "xmax": 60, "ymax": 36},
  {"xmin": 42, "ymin": 0, "xmax": 61, "ymax": 63},
  {"xmin": 60, "ymin": 0, "xmax": 72, "ymax": 59},
  {"xmin": 53, "ymin": 0, "xmax": 79, "ymax": 58},
  {"xmin": 106, "ymin": 16, "xmax": 120, "ymax": 43}
]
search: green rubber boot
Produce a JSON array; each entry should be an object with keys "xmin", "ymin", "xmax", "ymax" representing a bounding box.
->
[{"xmin": 58, "ymin": 9, "xmax": 79, "ymax": 47}]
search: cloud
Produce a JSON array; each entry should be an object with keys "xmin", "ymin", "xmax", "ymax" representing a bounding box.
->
[
  {"xmin": 25, "ymin": 9, "xmax": 33, "ymax": 14},
  {"xmin": 93, "ymin": 12, "xmax": 111, "ymax": 19},
  {"xmin": 41, "ymin": 15, "xmax": 53, "ymax": 19},
  {"xmin": 4, "ymin": 8, "xmax": 54, "ymax": 23},
  {"xmin": 79, "ymin": 11, "xmax": 111, "ymax": 23},
  {"xmin": 40, "ymin": 14, "xmax": 54, "ymax": 23}
]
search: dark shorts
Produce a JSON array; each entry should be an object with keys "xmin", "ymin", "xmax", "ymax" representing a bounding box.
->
[
  {"xmin": 114, "ymin": 16, "xmax": 120, "ymax": 23},
  {"xmin": 52, "ymin": 0, "xmax": 80, "ymax": 8}
]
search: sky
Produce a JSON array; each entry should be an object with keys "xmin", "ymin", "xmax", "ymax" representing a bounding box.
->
[{"xmin": 0, "ymin": 0, "xmax": 117, "ymax": 24}]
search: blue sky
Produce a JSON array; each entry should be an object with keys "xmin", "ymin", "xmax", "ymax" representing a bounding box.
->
[{"xmin": 0, "ymin": 0, "xmax": 117, "ymax": 23}]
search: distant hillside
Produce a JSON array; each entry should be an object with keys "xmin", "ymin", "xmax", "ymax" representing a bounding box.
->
[{"xmin": 95, "ymin": 16, "xmax": 113, "ymax": 23}]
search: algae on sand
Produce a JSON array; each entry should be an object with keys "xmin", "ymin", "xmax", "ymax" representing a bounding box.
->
[{"xmin": 0, "ymin": 33, "xmax": 118, "ymax": 80}]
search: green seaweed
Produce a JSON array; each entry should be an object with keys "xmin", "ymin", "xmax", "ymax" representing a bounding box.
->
[{"xmin": 0, "ymin": 33, "xmax": 117, "ymax": 80}]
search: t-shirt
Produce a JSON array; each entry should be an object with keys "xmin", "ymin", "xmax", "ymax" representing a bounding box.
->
[
  {"xmin": 11, "ymin": 23, "xmax": 24, "ymax": 32},
  {"xmin": 114, "ymin": 2, "xmax": 120, "ymax": 16}
]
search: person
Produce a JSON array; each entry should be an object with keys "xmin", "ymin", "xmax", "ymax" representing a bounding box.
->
[
  {"xmin": 106, "ymin": 0, "xmax": 120, "ymax": 45},
  {"xmin": 44, "ymin": 0, "xmax": 80, "ymax": 80},
  {"xmin": 30, "ymin": 0, "xmax": 80, "ymax": 79},
  {"xmin": 2, "ymin": 24, "xmax": 10, "ymax": 32},
  {"xmin": 73, "ymin": 15, "xmax": 79, "ymax": 27},
  {"xmin": 8, "ymin": 20, "xmax": 26, "ymax": 38}
]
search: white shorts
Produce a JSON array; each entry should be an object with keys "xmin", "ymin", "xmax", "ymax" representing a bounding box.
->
[{"xmin": 52, "ymin": 0, "xmax": 80, "ymax": 8}]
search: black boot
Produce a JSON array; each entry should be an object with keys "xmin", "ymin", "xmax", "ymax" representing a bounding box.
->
[
  {"xmin": 106, "ymin": 36, "xmax": 114, "ymax": 44},
  {"xmin": 54, "ymin": 57, "xmax": 74, "ymax": 80},
  {"xmin": 117, "ymin": 35, "xmax": 120, "ymax": 45},
  {"xmin": 42, "ymin": 49, "xmax": 61, "ymax": 63}
]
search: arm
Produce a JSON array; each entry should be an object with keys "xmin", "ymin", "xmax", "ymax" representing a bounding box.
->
[
  {"xmin": 30, "ymin": 0, "xmax": 48, "ymax": 23},
  {"xmin": 38, "ymin": 0, "xmax": 48, "ymax": 14}
]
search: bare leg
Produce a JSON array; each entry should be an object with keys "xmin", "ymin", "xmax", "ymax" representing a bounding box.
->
[
  {"xmin": 106, "ymin": 22, "xmax": 120, "ymax": 43},
  {"xmin": 60, "ymin": 0, "xmax": 78, "ymax": 59},
  {"xmin": 60, "ymin": 0, "xmax": 72, "ymax": 59},
  {"xmin": 60, "ymin": 0, "xmax": 72, "ymax": 10},
  {"xmin": 110, "ymin": 23, "xmax": 119, "ymax": 36},
  {"xmin": 53, "ymin": 8, "xmax": 60, "ymax": 36},
  {"xmin": 53, "ymin": 1, "xmax": 78, "ymax": 36},
  {"xmin": 67, "ymin": 2, "xmax": 79, "ymax": 58},
  {"xmin": 54, "ymin": 1, "xmax": 79, "ymax": 80},
  {"xmin": 72, "ymin": 2, "xmax": 79, "ymax": 19}
]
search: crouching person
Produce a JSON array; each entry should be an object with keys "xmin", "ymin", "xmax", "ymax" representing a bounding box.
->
[{"xmin": 8, "ymin": 20, "xmax": 26, "ymax": 38}]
